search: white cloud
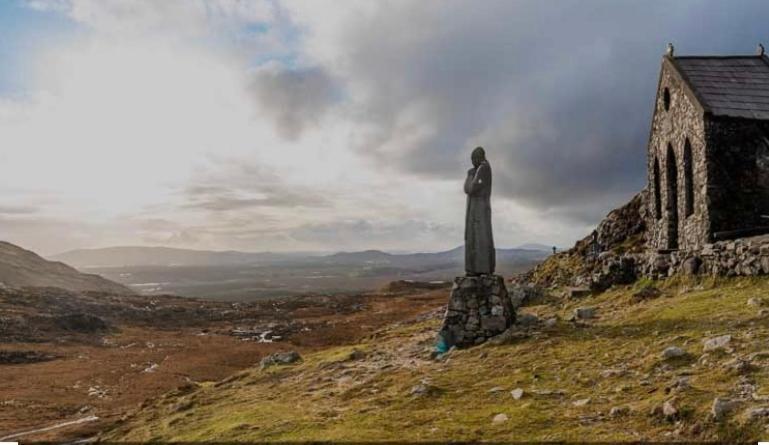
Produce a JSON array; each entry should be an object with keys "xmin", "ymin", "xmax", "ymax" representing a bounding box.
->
[{"xmin": 4, "ymin": 0, "xmax": 682, "ymax": 254}]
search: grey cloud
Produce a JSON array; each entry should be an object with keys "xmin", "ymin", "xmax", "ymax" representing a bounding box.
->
[
  {"xmin": 317, "ymin": 0, "xmax": 769, "ymax": 222},
  {"xmin": 181, "ymin": 158, "xmax": 331, "ymax": 212},
  {"xmin": 290, "ymin": 219, "xmax": 459, "ymax": 250},
  {"xmin": 249, "ymin": 65, "xmax": 339, "ymax": 140},
  {"xmin": 0, "ymin": 205, "xmax": 38, "ymax": 215}
]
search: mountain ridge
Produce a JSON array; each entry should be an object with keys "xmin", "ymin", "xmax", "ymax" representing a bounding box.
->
[
  {"xmin": 0, "ymin": 241, "xmax": 134, "ymax": 294},
  {"xmin": 52, "ymin": 245, "xmax": 550, "ymax": 268}
]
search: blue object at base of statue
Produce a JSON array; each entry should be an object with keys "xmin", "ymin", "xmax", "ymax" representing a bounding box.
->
[{"xmin": 434, "ymin": 334, "xmax": 449, "ymax": 354}]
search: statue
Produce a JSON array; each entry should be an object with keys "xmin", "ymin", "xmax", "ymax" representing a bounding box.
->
[
  {"xmin": 464, "ymin": 146, "xmax": 495, "ymax": 275},
  {"xmin": 434, "ymin": 146, "xmax": 513, "ymax": 351}
]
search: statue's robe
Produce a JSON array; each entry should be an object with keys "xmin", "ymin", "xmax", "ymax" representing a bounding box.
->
[{"xmin": 464, "ymin": 160, "xmax": 495, "ymax": 275}]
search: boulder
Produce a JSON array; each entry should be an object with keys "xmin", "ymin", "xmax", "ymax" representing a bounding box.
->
[
  {"xmin": 410, "ymin": 382, "xmax": 441, "ymax": 397},
  {"xmin": 572, "ymin": 398, "xmax": 591, "ymax": 407},
  {"xmin": 661, "ymin": 346, "xmax": 687, "ymax": 360},
  {"xmin": 260, "ymin": 351, "xmax": 302, "ymax": 369},
  {"xmin": 682, "ymin": 256, "xmax": 702, "ymax": 275},
  {"xmin": 610, "ymin": 406, "xmax": 629, "ymax": 418},
  {"xmin": 567, "ymin": 287, "xmax": 591, "ymax": 299},
  {"xmin": 492, "ymin": 413, "xmax": 508, "ymax": 423},
  {"xmin": 711, "ymin": 397, "xmax": 737, "ymax": 421},
  {"xmin": 632, "ymin": 286, "xmax": 662, "ymax": 302},
  {"xmin": 516, "ymin": 313, "xmax": 540, "ymax": 326},
  {"xmin": 574, "ymin": 307, "xmax": 596, "ymax": 320},
  {"xmin": 510, "ymin": 388, "xmax": 524, "ymax": 400},
  {"xmin": 662, "ymin": 400, "xmax": 678, "ymax": 419},
  {"xmin": 703, "ymin": 335, "xmax": 732, "ymax": 352}
]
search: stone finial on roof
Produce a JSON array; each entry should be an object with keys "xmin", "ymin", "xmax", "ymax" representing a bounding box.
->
[
  {"xmin": 758, "ymin": 43, "xmax": 765, "ymax": 56},
  {"xmin": 666, "ymin": 43, "xmax": 674, "ymax": 57}
]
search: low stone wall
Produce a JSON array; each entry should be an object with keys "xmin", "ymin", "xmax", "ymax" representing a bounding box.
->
[
  {"xmin": 643, "ymin": 234, "xmax": 769, "ymax": 278},
  {"xmin": 437, "ymin": 274, "xmax": 515, "ymax": 348}
]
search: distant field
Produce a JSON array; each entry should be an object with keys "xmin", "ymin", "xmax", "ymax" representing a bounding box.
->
[{"xmin": 82, "ymin": 259, "xmax": 542, "ymax": 300}]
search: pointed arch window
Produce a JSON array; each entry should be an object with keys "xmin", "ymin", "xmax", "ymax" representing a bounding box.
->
[
  {"xmin": 684, "ymin": 139, "xmax": 694, "ymax": 217},
  {"xmin": 653, "ymin": 157, "xmax": 662, "ymax": 219}
]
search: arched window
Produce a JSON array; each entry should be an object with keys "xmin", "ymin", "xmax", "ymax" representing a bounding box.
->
[
  {"xmin": 653, "ymin": 157, "xmax": 662, "ymax": 219},
  {"xmin": 684, "ymin": 139, "xmax": 694, "ymax": 217},
  {"xmin": 666, "ymin": 143, "xmax": 679, "ymax": 249},
  {"xmin": 663, "ymin": 87, "xmax": 671, "ymax": 111}
]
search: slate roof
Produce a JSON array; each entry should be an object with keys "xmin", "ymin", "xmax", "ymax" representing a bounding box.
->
[{"xmin": 671, "ymin": 55, "xmax": 769, "ymax": 120}]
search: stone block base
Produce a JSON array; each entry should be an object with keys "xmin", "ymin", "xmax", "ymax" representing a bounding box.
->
[{"xmin": 437, "ymin": 274, "xmax": 515, "ymax": 348}]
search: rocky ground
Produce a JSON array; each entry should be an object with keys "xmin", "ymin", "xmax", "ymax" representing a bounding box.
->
[
  {"xmin": 104, "ymin": 276, "xmax": 769, "ymax": 442},
  {"xmin": 0, "ymin": 284, "xmax": 446, "ymax": 442}
]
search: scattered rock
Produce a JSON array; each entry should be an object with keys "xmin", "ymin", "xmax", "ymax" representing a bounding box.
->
[
  {"xmin": 574, "ymin": 307, "xmax": 596, "ymax": 320},
  {"xmin": 531, "ymin": 389, "xmax": 566, "ymax": 397},
  {"xmin": 632, "ymin": 286, "xmax": 662, "ymax": 302},
  {"xmin": 488, "ymin": 386, "xmax": 505, "ymax": 393},
  {"xmin": 711, "ymin": 397, "xmax": 737, "ymax": 421},
  {"xmin": 662, "ymin": 400, "xmax": 678, "ymax": 419},
  {"xmin": 682, "ymin": 256, "xmax": 702, "ymax": 275},
  {"xmin": 485, "ymin": 327, "xmax": 529, "ymax": 346},
  {"xmin": 260, "ymin": 351, "xmax": 302, "ymax": 369},
  {"xmin": 666, "ymin": 377, "xmax": 690, "ymax": 394},
  {"xmin": 410, "ymin": 380, "xmax": 441, "ymax": 397},
  {"xmin": 748, "ymin": 297, "xmax": 763, "ymax": 307},
  {"xmin": 703, "ymin": 335, "xmax": 732, "ymax": 352},
  {"xmin": 173, "ymin": 400, "xmax": 194, "ymax": 412},
  {"xmin": 87, "ymin": 386, "xmax": 108, "ymax": 398},
  {"xmin": 511, "ymin": 388, "xmax": 524, "ymax": 400},
  {"xmin": 572, "ymin": 398, "xmax": 591, "ymax": 407},
  {"xmin": 543, "ymin": 317, "xmax": 557, "ymax": 328},
  {"xmin": 346, "ymin": 349, "xmax": 367, "ymax": 361},
  {"xmin": 516, "ymin": 313, "xmax": 540, "ymax": 326},
  {"xmin": 724, "ymin": 357, "xmax": 752, "ymax": 375},
  {"xmin": 661, "ymin": 346, "xmax": 687, "ymax": 360},
  {"xmin": 567, "ymin": 287, "xmax": 591, "ymax": 299},
  {"xmin": 745, "ymin": 407, "xmax": 769, "ymax": 421},
  {"xmin": 610, "ymin": 406, "xmax": 629, "ymax": 418},
  {"xmin": 492, "ymin": 413, "xmax": 508, "ymax": 423},
  {"xmin": 600, "ymin": 368, "xmax": 626, "ymax": 378}
]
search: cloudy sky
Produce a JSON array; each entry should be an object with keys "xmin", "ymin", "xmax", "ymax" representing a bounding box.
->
[{"xmin": 0, "ymin": 0, "xmax": 767, "ymax": 255}]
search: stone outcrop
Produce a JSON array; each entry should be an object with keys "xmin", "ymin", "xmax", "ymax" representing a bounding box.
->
[
  {"xmin": 437, "ymin": 275, "xmax": 515, "ymax": 348},
  {"xmin": 520, "ymin": 192, "xmax": 646, "ymax": 290}
]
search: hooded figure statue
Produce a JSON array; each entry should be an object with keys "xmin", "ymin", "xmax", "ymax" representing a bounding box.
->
[{"xmin": 463, "ymin": 146, "xmax": 495, "ymax": 275}]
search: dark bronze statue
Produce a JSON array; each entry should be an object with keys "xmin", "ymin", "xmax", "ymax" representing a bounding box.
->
[{"xmin": 464, "ymin": 146, "xmax": 495, "ymax": 275}]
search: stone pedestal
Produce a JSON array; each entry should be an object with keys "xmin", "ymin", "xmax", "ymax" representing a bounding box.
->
[{"xmin": 437, "ymin": 274, "xmax": 515, "ymax": 348}]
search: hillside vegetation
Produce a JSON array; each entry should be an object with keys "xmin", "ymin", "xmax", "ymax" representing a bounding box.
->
[
  {"xmin": 0, "ymin": 241, "xmax": 133, "ymax": 294},
  {"xmin": 106, "ymin": 276, "xmax": 769, "ymax": 442}
]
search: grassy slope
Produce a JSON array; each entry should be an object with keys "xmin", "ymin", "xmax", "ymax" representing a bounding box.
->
[{"xmin": 106, "ymin": 277, "xmax": 769, "ymax": 442}]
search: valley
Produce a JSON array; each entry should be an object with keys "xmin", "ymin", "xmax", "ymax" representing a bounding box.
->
[{"xmin": 0, "ymin": 284, "xmax": 446, "ymax": 442}]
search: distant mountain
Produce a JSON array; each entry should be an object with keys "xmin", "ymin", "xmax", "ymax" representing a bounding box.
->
[
  {"xmin": 318, "ymin": 245, "xmax": 547, "ymax": 267},
  {"xmin": 51, "ymin": 246, "xmax": 305, "ymax": 268},
  {"xmin": 515, "ymin": 243, "xmax": 555, "ymax": 251},
  {"xmin": 49, "ymin": 245, "xmax": 549, "ymax": 299},
  {"xmin": 0, "ymin": 241, "xmax": 133, "ymax": 294}
]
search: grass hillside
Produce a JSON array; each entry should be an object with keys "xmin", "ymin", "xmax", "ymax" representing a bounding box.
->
[
  {"xmin": 0, "ymin": 241, "xmax": 133, "ymax": 294},
  {"xmin": 106, "ymin": 277, "xmax": 769, "ymax": 442}
]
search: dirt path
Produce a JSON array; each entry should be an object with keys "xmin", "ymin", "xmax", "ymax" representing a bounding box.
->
[{"xmin": 1, "ymin": 415, "xmax": 99, "ymax": 441}]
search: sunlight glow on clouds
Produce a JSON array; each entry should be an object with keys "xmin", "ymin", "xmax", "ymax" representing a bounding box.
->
[{"xmin": 3, "ymin": 0, "xmax": 764, "ymax": 255}]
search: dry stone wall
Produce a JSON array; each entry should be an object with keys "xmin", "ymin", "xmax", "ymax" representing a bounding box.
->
[{"xmin": 437, "ymin": 274, "xmax": 515, "ymax": 348}]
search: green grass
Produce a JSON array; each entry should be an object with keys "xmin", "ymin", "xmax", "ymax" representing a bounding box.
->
[{"xmin": 105, "ymin": 277, "xmax": 769, "ymax": 442}]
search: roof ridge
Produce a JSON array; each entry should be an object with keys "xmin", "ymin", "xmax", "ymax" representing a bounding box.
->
[{"xmin": 674, "ymin": 55, "xmax": 765, "ymax": 59}]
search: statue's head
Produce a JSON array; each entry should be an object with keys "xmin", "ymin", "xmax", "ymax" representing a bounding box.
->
[{"xmin": 471, "ymin": 146, "xmax": 485, "ymax": 167}]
